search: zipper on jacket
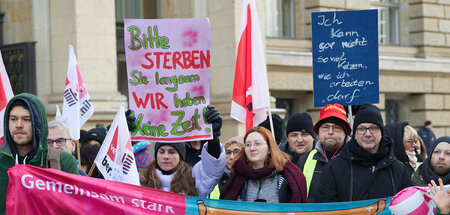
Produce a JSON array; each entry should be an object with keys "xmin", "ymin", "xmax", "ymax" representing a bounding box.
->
[{"xmin": 256, "ymin": 180, "xmax": 263, "ymax": 200}]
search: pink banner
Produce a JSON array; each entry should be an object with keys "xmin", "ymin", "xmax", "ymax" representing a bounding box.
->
[
  {"xmin": 7, "ymin": 165, "xmax": 186, "ymax": 215},
  {"xmin": 124, "ymin": 18, "xmax": 212, "ymax": 142}
]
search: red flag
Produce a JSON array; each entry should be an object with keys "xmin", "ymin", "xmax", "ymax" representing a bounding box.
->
[
  {"xmin": 0, "ymin": 52, "xmax": 14, "ymax": 145},
  {"xmin": 231, "ymin": 0, "xmax": 270, "ymax": 132}
]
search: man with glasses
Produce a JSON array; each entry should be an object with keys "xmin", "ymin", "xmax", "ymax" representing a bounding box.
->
[
  {"xmin": 317, "ymin": 103, "xmax": 411, "ymax": 202},
  {"xmin": 48, "ymin": 119, "xmax": 87, "ymax": 176},
  {"xmin": 48, "ymin": 119, "xmax": 76, "ymax": 155},
  {"xmin": 209, "ymin": 136, "xmax": 244, "ymax": 199},
  {"xmin": 297, "ymin": 103, "xmax": 351, "ymax": 202},
  {"xmin": 0, "ymin": 94, "xmax": 79, "ymax": 213}
]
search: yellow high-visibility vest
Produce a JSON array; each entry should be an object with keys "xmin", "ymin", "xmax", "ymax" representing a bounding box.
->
[{"xmin": 303, "ymin": 149, "xmax": 318, "ymax": 198}]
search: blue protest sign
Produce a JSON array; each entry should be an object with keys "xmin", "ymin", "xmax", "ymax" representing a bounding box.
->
[{"xmin": 312, "ymin": 10, "xmax": 379, "ymax": 107}]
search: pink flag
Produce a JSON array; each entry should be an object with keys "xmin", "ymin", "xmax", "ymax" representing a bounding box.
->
[
  {"xmin": 94, "ymin": 105, "xmax": 140, "ymax": 186},
  {"xmin": 231, "ymin": 0, "xmax": 270, "ymax": 132},
  {"xmin": 0, "ymin": 51, "xmax": 14, "ymax": 145},
  {"xmin": 62, "ymin": 45, "xmax": 94, "ymax": 140},
  {"xmin": 389, "ymin": 186, "xmax": 435, "ymax": 215}
]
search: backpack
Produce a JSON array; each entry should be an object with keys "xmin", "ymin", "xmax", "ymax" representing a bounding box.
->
[{"xmin": 47, "ymin": 147, "xmax": 61, "ymax": 170}]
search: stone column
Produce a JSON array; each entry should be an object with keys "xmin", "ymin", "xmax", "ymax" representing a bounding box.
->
[
  {"xmin": 409, "ymin": 0, "xmax": 450, "ymax": 58},
  {"xmin": 47, "ymin": 0, "xmax": 126, "ymax": 128}
]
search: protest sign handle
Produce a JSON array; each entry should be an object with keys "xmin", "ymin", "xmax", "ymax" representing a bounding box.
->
[
  {"xmin": 87, "ymin": 162, "xmax": 96, "ymax": 177},
  {"xmin": 348, "ymin": 105, "xmax": 353, "ymax": 135},
  {"xmin": 77, "ymin": 140, "xmax": 81, "ymax": 169},
  {"xmin": 268, "ymin": 107, "xmax": 275, "ymax": 140}
]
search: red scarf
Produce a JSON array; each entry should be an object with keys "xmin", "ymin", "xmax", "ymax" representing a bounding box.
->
[{"xmin": 220, "ymin": 158, "xmax": 307, "ymax": 203}]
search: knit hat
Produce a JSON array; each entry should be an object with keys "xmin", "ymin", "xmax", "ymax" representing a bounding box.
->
[
  {"xmin": 259, "ymin": 114, "xmax": 283, "ymax": 143},
  {"xmin": 286, "ymin": 113, "xmax": 315, "ymax": 138},
  {"xmin": 314, "ymin": 103, "xmax": 351, "ymax": 135},
  {"xmin": 154, "ymin": 142, "xmax": 186, "ymax": 161},
  {"xmin": 81, "ymin": 128, "xmax": 107, "ymax": 145},
  {"xmin": 353, "ymin": 103, "xmax": 384, "ymax": 135},
  {"xmin": 427, "ymin": 136, "xmax": 450, "ymax": 158}
]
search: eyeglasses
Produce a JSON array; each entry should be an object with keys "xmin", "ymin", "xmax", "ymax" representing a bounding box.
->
[
  {"xmin": 320, "ymin": 124, "xmax": 343, "ymax": 132},
  {"xmin": 226, "ymin": 149, "xmax": 241, "ymax": 156},
  {"xmin": 245, "ymin": 141, "xmax": 265, "ymax": 148},
  {"xmin": 407, "ymin": 139, "xmax": 418, "ymax": 145},
  {"xmin": 47, "ymin": 138, "xmax": 72, "ymax": 146},
  {"xmin": 355, "ymin": 126, "xmax": 380, "ymax": 135}
]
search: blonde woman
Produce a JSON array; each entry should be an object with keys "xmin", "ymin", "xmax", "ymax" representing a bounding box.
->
[{"xmin": 386, "ymin": 122, "xmax": 418, "ymax": 175}]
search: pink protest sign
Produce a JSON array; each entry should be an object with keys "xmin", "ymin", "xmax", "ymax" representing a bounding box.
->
[{"xmin": 124, "ymin": 18, "xmax": 212, "ymax": 142}]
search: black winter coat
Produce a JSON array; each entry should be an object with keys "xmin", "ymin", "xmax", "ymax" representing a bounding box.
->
[{"xmin": 317, "ymin": 137, "xmax": 412, "ymax": 202}]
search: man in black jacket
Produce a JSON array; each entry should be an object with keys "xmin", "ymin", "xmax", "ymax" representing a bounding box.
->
[
  {"xmin": 317, "ymin": 103, "xmax": 412, "ymax": 202},
  {"xmin": 418, "ymin": 120, "xmax": 436, "ymax": 153},
  {"xmin": 297, "ymin": 103, "xmax": 351, "ymax": 203}
]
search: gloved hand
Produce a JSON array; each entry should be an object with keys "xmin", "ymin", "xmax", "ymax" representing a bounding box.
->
[
  {"xmin": 204, "ymin": 105, "xmax": 222, "ymax": 139},
  {"xmin": 125, "ymin": 109, "xmax": 137, "ymax": 132}
]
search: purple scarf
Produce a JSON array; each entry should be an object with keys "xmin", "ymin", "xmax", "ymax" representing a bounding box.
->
[{"xmin": 221, "ymin": 158, "xmax": 307, "ymax": 203}]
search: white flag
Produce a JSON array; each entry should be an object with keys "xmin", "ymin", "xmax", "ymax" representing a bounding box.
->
[
  {"xmin": 0, "ymin": 51, "xmax": 14, "ymax": 142},
  {"xmin": 55, "ymin": 105, "xmax": 62, "ymax": 120},
  {"xmin": 94, "ymin": 105, "xmax": 140, "ymax": 186},
  {"xmin": 62, "ymin": 45, "xmax": 94, "ymax": 140}
]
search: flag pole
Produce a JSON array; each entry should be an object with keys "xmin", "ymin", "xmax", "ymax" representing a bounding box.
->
[
  {"xmin": 87, "ymin": 163, "xmax": 96, "ymax": 177},
  {"xmin": 268, "ymin": 108, "xmax": 275, "ymax": 140},
  {"xmin": 77, "ymin": 140, "xmax": 81, "ymax": 169}
]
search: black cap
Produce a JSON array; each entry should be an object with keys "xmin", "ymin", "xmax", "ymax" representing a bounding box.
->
[
  {"xmin": 259, "ymin": 114, "xmax": 283, "ymax": 143},
  {"xmin": 424, "ymin": 121, "xmax": 432, "ymax": 126},
  {"xmin": 353, "ymin": 103, "xmax": 384, "ymax": 135},
  {"xmin": 286, "ymin": 113, "xmax": 315, "ymax": 138},
  {"xmin": 154, "ymin": 142, "xmax": 186, "ymax": 161},
  {"xmin": 81, "ymin": 128, "xmax": 107, "ymax": 145}
]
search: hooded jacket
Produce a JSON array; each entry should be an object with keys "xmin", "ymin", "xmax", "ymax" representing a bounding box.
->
[
  {"xmin": 0, "ymin": 93, "xmax": 79, "ymax": 214},
  {"xmin": 412, "ymin": 136, "xmax": 450, "ymax": 186},
  {"xmin": 317, "ymin": 136, "xmax": 412, "ymax": 202},
  {"xmin": 385, "ymin": 121, "xmax": 415, "ymax": 175}
]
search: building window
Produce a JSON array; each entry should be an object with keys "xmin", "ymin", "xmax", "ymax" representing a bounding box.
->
[
  {"xmin": 371, "ymin": 0, "xmax": 400, "ymax": 45},
  {"xmin": 265, "ymin": 0, "xmax": 295, "ymax": 38},
  {"xmin": 116, "ymin": 0, "xmax": 144, "ymax": 101},
  {"xmin": 115, "ymin": 0, "xmax": 143, "ymax": 21},
  {"xmin": 385, "ymin": 99, "xmax": 398, "ymax": 124}
]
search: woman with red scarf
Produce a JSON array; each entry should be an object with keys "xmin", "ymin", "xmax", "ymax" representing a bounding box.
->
[{"xmin": 221, "ymin": 126, "xmax": 307, "ymax": 203}]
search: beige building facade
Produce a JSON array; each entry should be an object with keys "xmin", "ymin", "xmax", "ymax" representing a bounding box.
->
[{"xmin": 0, "ymin": 0, "xmax": 449, "ymax": 141}]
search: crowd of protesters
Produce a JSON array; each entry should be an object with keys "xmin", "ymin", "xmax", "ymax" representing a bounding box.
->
[{"xmin": 0, "ymin": 93, "xmax": 449, "ymax": 214}]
